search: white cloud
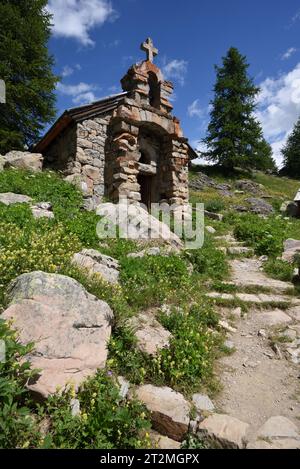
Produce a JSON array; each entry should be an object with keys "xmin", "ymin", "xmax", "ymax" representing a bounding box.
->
[
  {"xmin": 292, "ymin": 10, "xmax": 300, "ymax": 22},
  {"xmin": 62, "ymin": 64, "xmax": 82, "ymax": 77},
  {"xmin": 188, "ymin": 99, "xmax": 203, "ymax": 118},
  {"xmin": 256, "ymin": 63, "xmax": 300, "ymax": 166},
  {"xmin": 162, "ymin": 59, "xmax": 188, "ymax": 86},
  {"xmin": 47, "ymin": 0, "xmax": 118, "ymax": 46},
  {"xmin": 281, "ymin": 47, "xmax": 297, "ymax": 60},
  {"xmin": 56, "ymin": 81, "xmax": 100, "ymax": 105}
]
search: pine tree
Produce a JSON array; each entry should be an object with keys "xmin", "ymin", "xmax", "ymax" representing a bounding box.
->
[
  {"xmin": 0, "ymin": 0, "xmax": 58, "ymax": 154},
  {"xmin": 202, "ymin": 47, "xmax": 275, "ymax": 171},
  {"xmin": 282, "ymin": 117, "xmax": 300, "ymax": 179}
]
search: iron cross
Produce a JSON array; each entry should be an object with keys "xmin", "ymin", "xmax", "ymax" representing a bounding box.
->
[{"xmin": 141, "ymin": 38, "xmax": 158, "ymax": 63}]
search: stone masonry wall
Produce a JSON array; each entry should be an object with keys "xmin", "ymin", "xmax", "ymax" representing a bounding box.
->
[{"xmin": 75, "ymin": 115, "xmax": 111, "ymax": 202}]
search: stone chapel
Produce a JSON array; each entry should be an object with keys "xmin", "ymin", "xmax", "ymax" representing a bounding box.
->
[{"xmin": 35, "ymin": 38, "xmax": 197, "ymax": 209}]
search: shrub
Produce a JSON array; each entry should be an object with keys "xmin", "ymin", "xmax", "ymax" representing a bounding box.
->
[
  {"xmin": 42, "ymin": 371, "xmax": 151, "ymax": 449},
  {"xmin": 120, "ymin": 255, "xmax": 190, "ymax": 308},
  {"xmin": 186, "ymin": 240, "xmax": 228, "ymax": 280},
  {"xmin": 0, "ymin": 320, "xmax": 39, "ymax": 449},
  {"xmin": 264, "ymin": 259, "xmax": 295, "ymax": 282},
  {"xmin": 155, "ymin": 303, "xmax": 220, "ymax": 392},
  {"xmin": 205, "ymin": 199, "xmax": 225, "ymax": 213},
  {"xmin": 0, "ymin": 221, "xmax": 81, "ymax": 288},
  {"xmin": 233, "ymin": 214, "xmax": 287, "ymax": 256}
]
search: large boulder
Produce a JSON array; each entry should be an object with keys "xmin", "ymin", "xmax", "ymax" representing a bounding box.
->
[
  {"xmin": 282, "ymin": 239, "xmax": 300, "ymax": 263},
  {"xmin": 72, "ymin": 249, "xmax": 120, "ymax": 285},
  {"xmin": 96, "ymin": 203, "xmax": 183, "ymax": 249},
  {"xmin": 4, "ymin": 151, "xmax": 43, "ymax": 172},
  {"xmin": 1, "ymin": 271, "xmax": 113, "ymax": 399},
  {"xmin": 134, "ymin": 385, "xmax": 191, "ymax": 441}
]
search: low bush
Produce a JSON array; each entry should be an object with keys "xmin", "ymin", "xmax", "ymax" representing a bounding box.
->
[
  {"xmin": 185, "ymin": 239, "xmax": 228, "ymax": 281},
  {"xmin": 41, "ymin": 372, "xmax": 151, "ymax": 449},
  {"xmin": 120, "ymin": 255, "xmax": 190, "ymax": 308},
  {"xmin": 0, "ymin": 320, "xmax": 39, "ymax": 449},
  {"xmin": 263, "ymin": 259, "xmax": 295, "ymax": 282}
]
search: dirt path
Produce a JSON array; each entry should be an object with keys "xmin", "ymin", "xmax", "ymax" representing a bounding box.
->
[{"xmin": 214, "ymin": 256, "xmax": 300, "ymax": 444}]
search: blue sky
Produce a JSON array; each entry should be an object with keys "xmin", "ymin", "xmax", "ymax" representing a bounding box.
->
[{"xmin": 47, "ymin": 0, "xmax": 300, "ymax": 166}]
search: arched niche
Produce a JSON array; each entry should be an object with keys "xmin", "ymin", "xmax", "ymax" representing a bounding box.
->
[{"xmin": 148, "ymin": 72, "xmax": 161, "ymax": 109}]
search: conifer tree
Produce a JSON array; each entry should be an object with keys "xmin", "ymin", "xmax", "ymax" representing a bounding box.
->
[
  {"xmin": 0, "ymin": 0, "xmax": 58, "ymax": 154},
  {"xmin": 282, "ymin": 117, "xmax": 300, "ymax": 179},
  {"xmin": 202, "ymin": 47, "xmax": 275, "ymax": 171}
]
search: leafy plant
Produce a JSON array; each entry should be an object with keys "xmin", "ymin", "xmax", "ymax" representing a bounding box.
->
[{"xmin": 0, "ymin": 320, "xmax": 39, "ymax": 449}]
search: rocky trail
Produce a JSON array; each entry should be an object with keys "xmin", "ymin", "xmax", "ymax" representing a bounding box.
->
[{"xmin": 210, "ymin": 242, "xmax": 300, "ymax": 448}]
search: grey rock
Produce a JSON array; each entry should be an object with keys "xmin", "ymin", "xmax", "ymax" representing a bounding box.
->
[
  {"xmin": 246, "ymin": 197, "xmax": 274, "ymax": 216},
  {"xmin": 72, "ymin": 249, "xmax": 120, "ymax": 285},
  {"xmin": 192, "ymin": 394, "xmax": 215, "ymax": 413},
  {"xmin": 70, "ymin": 399, "xmax": 81, "ymax": 417},
  {"xmin": 198, "ymin": 414, "xmax": 249, "ymax": 449},
  {"xmin": 2, "ymin": 271, "xmax": 113, "ymax": 398},
  {"xmin": 128, "ymin": 310, "xmax": 172, "ymax": 356},
  {"xmin": 4, "ymin": 151, "xmax": 43, "ymax": 172},
  {"xmin": 0, "ymin": 192, "xmax": 32, "ymax": 206},
  {"xmin": 282, "ymin": 239, "xmax": 300, "ymax": 263},
  {"xmin": 134, "ymin": 385, "xmax": 191, "ymax": 442}
]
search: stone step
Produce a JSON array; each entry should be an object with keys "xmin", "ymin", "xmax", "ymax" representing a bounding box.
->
[{"xmin": 206, "ymin": 291, "xmax": 300, "ymax": 306}]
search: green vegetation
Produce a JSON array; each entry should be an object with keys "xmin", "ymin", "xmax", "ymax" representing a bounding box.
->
[
  {"xmin": 0, "ymin": 168, "xmax": 228, "ymax": 448},
  {"xmin": 282, "ymin": 116, "xmax": 300, "ymax": 179},
  {"xmin": 202, "ymin": 47, "xmax": 275, "ymax": 171},
  {"xmin": 0, "ymin": 0, "xmax": 58, "ymax": 153}
]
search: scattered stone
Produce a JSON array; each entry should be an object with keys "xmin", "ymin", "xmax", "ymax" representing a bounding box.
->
[
  {"xmin": 248, "ymin": 438, "xmax": 300, "ymax": 449},
  {"xmin": 246, "ymin": 197, "xmax": 274, "ymax": 216},
  {"xmin": 282, "ymin": 239, "xmax": 300, "ymax": 263},
  {"xmin": 128, "ymin": 310, "xmax": 172, "ymax": 356},
  {"xmin": 219, "ymin": 320, "xmax": 237, "ymax": 333},
  {"xmin": 4, "ymin": 151, "xmax": 43, "ymax": 172},
  {"xmin": 0, "ymin": 192, "xmax": 32, "ymax": 206},
  {"xmin": 282, "ymin": 328, "xmax": 297, "ymax": 341},
  {"xmin": 192, "ymin": 394, "xmax": 215, "ymax": 413},
  {"xmin": 258, "ymin": 309, "xmax": 292, "ymax": 328},
  {"xmin": 204, "ymin": 210, "xmax": 223, "ymax": 222},
  {"xmin": 288, "ymin": 306, "xmax": 300, "ymax": 321},
  {"xmin": 263, "ymin": 351, "xmax": 275, "ymax": 359},
  {"xmin": 2, "ymin": 271, "xmax": 113, "ymax": 399},
  {"xmin": 272, "ymin": 343, "xmax": 283, "ymax": 360},
  {"xmin": 227, "ymin": 246, "xmax": 253, "ymax": 256},
  {"xmin": 206, "ymin": 226, "xmax": 216, "ymax": 234},
  {"xmin": 31, "ymin": 202, "xmax": 54, "ymax": 219},
  {"xmin": 258, "ymin": 329, "xmax": 267, "ymax": 338},
  {"xmin": 197, "ymin": 414, "xmax": 249, "ymax": 449},
  {"xmin": 127, "ymin": 247, "xmax": 161, "ymax": 258},
  {"xmin": 72, "ymin": 249, "xmax": 120, "ymax": 285},
  {"xmin": 255, "ymin": 416, "xmax": 300, "ymax": 441},
  {"xmin": 134, "ymin": 385, "xmax": 191, "ymax": 442},
  {"xmin": 286, "ymin": 348, "xmax": 300, "ymax": 364},
  {"xmin": 235, "ymin": 180, "xmax": 264, "ymax": 195},
  {"xmin": 149, "ymin": 430, "xmax": 181, "ymax": 449},
  {"xmin": 224, "ymin": 340, "xmax": 235, "ymax": 351}
]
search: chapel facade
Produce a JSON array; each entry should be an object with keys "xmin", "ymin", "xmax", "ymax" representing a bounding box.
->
[{"xmin": 35, "ymin": 39, "xmax": 197, "ymax": 209}]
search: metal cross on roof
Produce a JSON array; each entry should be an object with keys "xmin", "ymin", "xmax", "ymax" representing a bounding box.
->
[{"xmin": 140, "ymin": 37, "xmax": 158, "ymax": 63}]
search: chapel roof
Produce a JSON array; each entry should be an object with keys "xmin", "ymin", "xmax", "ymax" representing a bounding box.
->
[{"xmin": 35, "ymin": 92, "xmax": 128, "ymax": 153}]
